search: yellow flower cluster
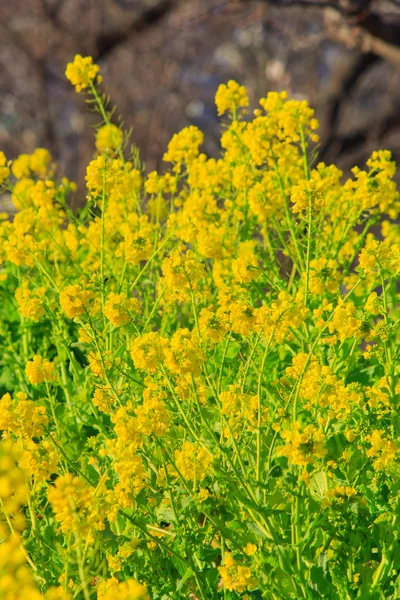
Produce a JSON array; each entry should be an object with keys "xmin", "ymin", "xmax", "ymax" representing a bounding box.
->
[
  {"xmin": 0, "ymin": 392, "xmax": 48, "ymax": 438},
  {"xmin": 97, "ymin": 577, "xmax": 149, "ymax": 600},
  {"xmin": 60, "ymin": 285, "xmax": 96, "ymax": 320},
  {"xmin": 0, "ymin": 56, "xmax": 399, "ymax": 599},
  {"xmin": 278, "ymin": 422, "xmax": 327, "ymax": 466},
  {"xmin": 215, "ymin": 80, "xmax": 249, "ymax": 116},
  {"xmin": 12, "ymin": 148, "xmax": 53, "ymax": 180},
  {"xmin": 0, "ymin": 535, "xmax": 42, "ymax": 600},
  {"xmin": 65, "ymin": 54, "xmax": 102, "ymax": 92},
  {"xmin": 48, "ymin": 473, "xmax": 104, "ymax": 540},
  {"xmin": 366, "ymin": 430, "xmax": 398, "ymax": 471},
  {"xmin": 104, "ymin": 292, "xmax": 140, "ymax": 327},
  {"xmin": 15, "ymin": 282, "xmax": 46, "ymax": 321},
  {"xmin": 219, "ymin": 384, "xmax": 260, "ymax": 433},
  {"xmin": 163, "ymin": 126, "xmax": 204, "ymax": 172},
  {"xmin": 217, "ymin": 553, "xmax": 258, "ymax": 593},
  {"xmin": 95, "ymin": 124, "xmax": 123, "ymax": 154},
  {"xmin": 161, "ymin": 249, "xmax": 207, "ymax": 302},
  {"xmin": 25, "ymin": 355, "xmax": 57, "ymax": 385},
  {"xmin": 175, "ymin": 441, "xmax": 213, "ymax": 483},
  {"xmin": 130, "ymin": 332, "xmax": 168, "ymax": 373},
  {"xmin": 0, "ymin": 441, "xmax": 28, "ymax": 526},
  {"xmin": 0, "ymin": 151, "xmax": 10, "ymax": 184}
]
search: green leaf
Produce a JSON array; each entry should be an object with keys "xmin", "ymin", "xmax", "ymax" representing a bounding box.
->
[{"xmin": 309, "ymin": 471, "xmax": 328, "ymax": 502}]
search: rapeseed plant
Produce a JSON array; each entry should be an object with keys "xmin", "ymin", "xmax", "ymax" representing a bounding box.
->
[{"xmin": 0, "ymin": 53, "xmax": 400, "ymax": 598}]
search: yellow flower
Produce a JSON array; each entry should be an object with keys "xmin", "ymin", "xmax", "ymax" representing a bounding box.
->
[
  {"xmin": 0, "ymin": 440, "xmax": 29, "ymax": 521},
  {"xmin": 92, "ymin": 386, "xmax": 114, "ymax": 414},
  {"xmin": 328, "ymin": 299, "xmax": 361, "ymax": 342},
  {"xmin": 308, "ymin": 258, "xmax": 341, "ymax": 295},
  {"xmin": 243, "ymin": 543, "xmax": 258, "ymax": 556},
  {"xmin": 364, "ymin": 291, "xmax": 382, "ymax": 315},
  {"xmin": 161, "ymin": 249, "xmax": 207, "ymax": 302},
  {"xmin": 15, "ymin": 282, "xmax": 46, "ymax": 322},
  {"xmin": 145, "ymin": 171, "xmax": 177, "ymax": 195},
  {"xmin": 366, "ymin": 430, "xmax": 398, "ymax": 471},
  {"xmin": 0, "ymin": 534, "xmax": 43, "ymax": 599},
  {"xmin": 88, "ymin": 351, "xmax": 113, "ymax": 378},
  {"xmin": 322, "ymin": 486, "xmax": 360, "ymax": 508},
  {"xmin": 60, "ymin": 284, "xmax": 96, "ymax": 320},
  {"xmin": 48, "ymin": 473, "xmax": 104, "ymax": 538},
  {"xmin": 219, "ymin": 384, "xmax": 262, "ymax": 433},
  {"xmin": 254, "ymin": 291, "xmax": 308, "ymax": 344},
  {"xmin": 104, "ymin": 292, "xmax": 140, "ymax": 326},
  {"xmin": 26, "ymin": 355, "xmax": 58, "ymax": 385},
  {"xmin": 20, "ymin": 439, "xmax": 58, "ymax": 483},
  {"xmin": 218, "ymin": 553, "xmax": 258, "ymax": 593},
  {"xmin": 215, "ymin": 80, "xmax": 249, "ymax": 117},
  {"xmin": 198, "ymin": 307, "xmax": 228, "ymax": 343},
  {"xmin": 135, "ymin": 387, "xmax": 170, "ymax": 436},
  {"xmin": 0, "ymin": 391, "xmax": 48, "ymax": 438},
  {"xmin": 65, "ymin": 55, "xmax": 102, "ymax": 92},
  {"xmin": 175, "ymin": 441, "xmax": 213, "ymax": 483},
  {"xmin": 0, "ymin": 151, "xmax": 10, "ymax": 183},
  {"xmin": 196, "ymin": 488, "xmax": 211, "ymax": 503},
  {"xmin": 116, "ymin": 215, "xmax": 154, "ymax": 265},
  {"xmin": 232, "ymin": 241, "xmax": 259, "ymax": 284},
  {"xmin": 164, "ymin": 328, "xmax": 205, "ymax": 377},
  {"xmin": 12, "ymin": 154, "xmax": 31, "ymax": 180},
  {"xmin": 97, "ymin": 577, "xmax": 149, "ymax": 600},
  {"xmin": 163, "ymin": 126, "xmax": 203, "ymax": 172},
  {"xmin": 130, "ymin": 332, "xmax": 168, "ymax": 373},
  {"xmin": 95, "ymin": 124, "xmax": 124, "ymax": 153},
  {"xmin": 29, "ymin": 148, "xmax": 53, "ymax": 177},
  {"xmin": 278, "ymin": 422, "xmax": 327, "ymax": 466}
]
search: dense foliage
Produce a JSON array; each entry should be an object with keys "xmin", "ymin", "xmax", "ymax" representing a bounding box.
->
[{"xmin": 0, "ymin": 55, "xmax": 400, "ymax": 599}]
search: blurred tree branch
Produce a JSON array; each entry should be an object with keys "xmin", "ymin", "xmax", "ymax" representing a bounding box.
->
[{"xmin": 242, "ymin": 0, "xmax": 400, "ymax": 64}]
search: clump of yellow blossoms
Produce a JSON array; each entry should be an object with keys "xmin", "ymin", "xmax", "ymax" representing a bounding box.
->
[
  {"xmin": 175, "ymin": 441, "xmax": 213, "ymax": 483},
  {"xmin": 95, "ymin": 124, "xmax": 123, "ymax": 154},
  {"xmin": 104, "ymin": 292, "xmax": 140, "ymax": 326},
  {"xmin": 65, "ymin": 54, "xmax": 102, "ymax": 92},
  {"xmin": 218, "ymin": 553, "xmax": 258, "ymax": 593},
  {"xmin": 15, "ymin": 282, "xmax": 46, "ymax": 321},
  {"xmin": 60, "ymin": 284, "xmax": 96, "ymax": 320},
  {"xmin": 0, "ymin": 151, "xmax": 10, "ymax": 183},
  {"xmin": 215, "ymin": 80, "xmax": 249, "ymax": 116},
  {"xmin": 48, "ymin": 473, "xmax": 104, "ymax": 540},
  {"xmin": 25, "ymin": 355, "xmax": 57, "ymax": 385},
  {"xmin": 1, "ymin": 55, "xmax": 400, "ymax": 599},
  {"xmin": 97, "ymin": 577, "xmax": 149, "ymax": 600}
]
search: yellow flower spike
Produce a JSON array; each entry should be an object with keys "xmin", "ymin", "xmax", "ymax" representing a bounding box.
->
[
  {"xmin": 97, "ymin": 577, "xmax": 150, "ymax": 600},
  {"xmin": 0, "ymin": 151, "xmax": 10, "ymax": 184},
  {"xmin": 175, "ymin": 441, "xmax": 213, "ymax": 483},
  {"xmin": 243, "ymin": 543, "xmax": 258, "ymax": 556},
  {"xmin": 11, "ymin": 153, "xmax": 31, "ymax": 180},
  {"xmin": 104, "ymin": 292, "xmax": 140, "ymax": 327},
  {"xmin": 215, "ymin": 80, "xmax": 249, "ymax": 117},
  {"xmin": 29, "ymin": 148, "xmax": 53, "ymax": 177},
  {"xmin": 26, "ymin": 355, "xmax": 58, "ymax": 385},
  {"xmin": 65, "ymin": 54, "xmax": 102, "ymax": 92},
  {"xmin": 278, "ymin": 421, "xmax": 327, "ymax": 466},
  {"xmin": 95, "ymin": 124, "xmax": 124, "ymax": 154},
  {"xmin": 48, "ymin": 473, "xmax": 104, "ymax": 538},
  {"xmin": 163, "ymin": 125, "xmax": 203, "ymax": 173},
  {"xmin": 60, "ymin": 284, "xmax": 96, "ymax": 320},
  {"xmin": 15, "ymin": 282, "xmax": 46, "ymax": 322},
  {"xmin": 218, "ymin": 552, "xmax": 258, "ymax": 593},
  {"xmin": 130, "ymin": 331, "xmax": 168, "ymax": 373}
]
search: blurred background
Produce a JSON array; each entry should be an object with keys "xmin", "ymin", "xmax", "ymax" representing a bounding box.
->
[{"xmin": 1, "ymin": 0, "xmax": 400, "ymax": 198}]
